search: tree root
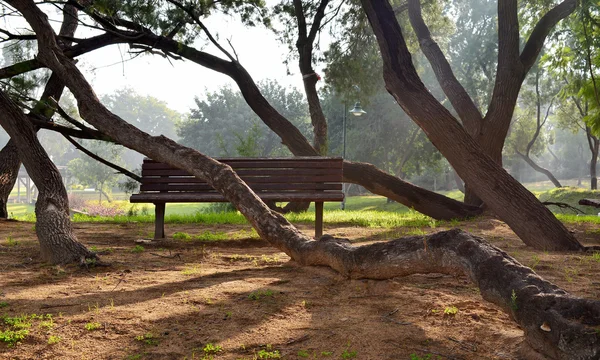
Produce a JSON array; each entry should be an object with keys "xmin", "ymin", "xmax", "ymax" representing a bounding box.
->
[{"xmin": 294, "ymin": 229, "xmax": 599, "ymax": 359}]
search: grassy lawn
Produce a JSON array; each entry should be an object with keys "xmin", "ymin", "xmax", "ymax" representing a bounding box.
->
[{"xmin": 7, "ymin": 184, "xmax": 600, "ymax": 227}]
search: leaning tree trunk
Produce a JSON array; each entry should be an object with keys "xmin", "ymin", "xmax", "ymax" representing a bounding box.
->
[
  {"xmin": 0, "ymin": 140, "xmax": 21, "ymax": 218},
  {"xmin": 11, "ymin": 3, "xmax": 600, "ymax": 357},
  {"xmin": 0, "ymin": 3, "xmax": 78, "ymax": 219},
  {"xmin": 0, "ymin": 90, "xmax": 94, "ymax": 264},
  {"xmin": 361, "ymin": 0, "xmax": 582, "ymax": 251}
]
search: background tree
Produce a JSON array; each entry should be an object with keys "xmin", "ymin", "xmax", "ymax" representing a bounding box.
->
[
  {"xmin": 505, "ymin": 64, "xmax": 563, "ymax": 187},
  {"xmin": 177, "ymin": 80, "xmax": 310, "ymax": 157},
  {"xmin": 67, "ymin": 140, "xmax": 124, "ymax": 203},
  {"xmin": 101, "ymin": 88, "xmax": 181, "ymax": 169}
]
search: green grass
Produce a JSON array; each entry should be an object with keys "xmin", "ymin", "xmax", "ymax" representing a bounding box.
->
[
  {"xmin": 538, "ymin": 187, "xmax": 600, "ymax": 215},
  {"xmin": 7, "ymin": 187, "xmax": 600, "ymax": 229},
  {"xmin": 5, "ymin": 203, "xmax": 35, "ymax": 219}
]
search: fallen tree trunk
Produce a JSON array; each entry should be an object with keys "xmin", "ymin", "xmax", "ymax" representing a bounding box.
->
[{"xmin": 579, "ymin": 199, "xmax": 600, "ymax": 208}]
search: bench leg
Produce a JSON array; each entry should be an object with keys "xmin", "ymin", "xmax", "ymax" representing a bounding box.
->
[
  {"xmin": 315, "ymin": 201, "xmax": 323, "ymax": 239},
  {"xmin": 154, "ymin": 203, "xmax": 166, "ymax": 240}
]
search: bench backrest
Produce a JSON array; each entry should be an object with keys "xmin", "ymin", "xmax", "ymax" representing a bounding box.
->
[{"xmin": 140, "ymin": 157, "xmax": 344, "ymax": 195}]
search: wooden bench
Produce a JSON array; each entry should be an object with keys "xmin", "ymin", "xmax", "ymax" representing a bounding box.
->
[{"xmin": 130, "ymin": 157, "xmax": 344, "ymax": 240}]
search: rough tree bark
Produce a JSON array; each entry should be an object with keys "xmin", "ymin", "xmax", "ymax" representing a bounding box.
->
[
  {"xmin": 0, "ymin": 90, "xmax": 95, "ymax": 264},
  {"xmin": 361, "ymin": 0, "xmax": 582, "ymax": 251},
  {"xmin": 0, "ymin": 3, "xmax": 78, "ymax": 218},
  {"xmin": 0, "ymin": 141, "xmax": 20, "ymax": 218},
  {"xmin": 407, "ymin": 0, "xmax": 578, "ymax": 206},
  {"xmin": 10, "ymin": 2, "xmax": 600, "ymax": 357}
]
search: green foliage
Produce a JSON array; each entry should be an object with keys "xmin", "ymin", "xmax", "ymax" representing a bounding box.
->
[
  {"xmin": 256, "ymin": 348, "xmax": 281, "ymax": 359},
  {"xmin": 0, "ymin": 329, "xmax": 29, "ymax": 347},
  {"xmin": 67, "ymin": 140, "xmax": 125, "ymax": 203},
  {"xmin": 248, "ymin": 289, "xmax": 274, "ymax": 300},
  {"xmin": 203, "ymin": 343, "xmax": 223, "ymax": 354},
  {"xmin": 297, "ymin": 349, "xmax": 309, "ymax": 357},
  {"xmin": 0, "ymin": 302, "xmax": 8, "ymax": 308},
  {"xmin": 177, "ymin": 80, "xmax": 310, "ymax": 157},
  {"xmin": 538, "ymin": 187, "xmax": 600, "ymax": 215},
  {"xmin": 135, "ymin": 333, "xmax": 158, "ymax": 346},
  {"xmin": 173, "ymin": 232, "xmax": 192, "ymax": 240},
  {"xmin": 130, "ymin": 245, "xmax": 145, "ymax": 253},
  {"xmin": 443, "ymin": 306, "xmax": 459, "ymax": 316},
  {"xmin": 47, "ymin": 335, "xmax": 61, "ymax": 345},
  {"xmin": 85, "ymin": 322, "xmax": 102, "ymax": 331}
]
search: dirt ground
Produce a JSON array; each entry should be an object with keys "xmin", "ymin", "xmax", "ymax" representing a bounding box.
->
[{"xmin": 1, "ymin": 218, "xmax": 599, "ymax": 360}]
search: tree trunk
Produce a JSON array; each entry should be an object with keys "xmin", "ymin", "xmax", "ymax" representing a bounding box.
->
[
  {"xmin": 516, "ymin": 152, "xmax": 563, "ymax": 188},
  {"xmin": 11, "ymin": 4, "xmax": 600, "ymax": 357},
  {"xmin": 0, "ymin": 90, "xmax": 94, "ymax": 264},
  {"xmin": 361, "ymin": 0, "xmax": 582, "ymax": 251},
  {"xmin": 293, "ymin": 0, "xmax": 330, "ymax": 155},
  {"xmin": 589, "ymin": 134, "xmax": 598, "ymax": 190},
  {"xmin": 0, "ymin": 140, "xmax": 21, "ymax": 218},
  {"xmin": 0, "ymin": 3, "xmax": 78, "ymax": 219}
]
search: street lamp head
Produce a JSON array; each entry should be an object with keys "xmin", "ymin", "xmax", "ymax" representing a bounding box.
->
[{"xmin": 349, "ymin": 102, "xmax": 366, "ymax": 116}]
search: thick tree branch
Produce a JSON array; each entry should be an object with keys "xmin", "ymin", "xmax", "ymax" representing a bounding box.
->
[
  {"xmin": 407, "ymin": 0, "xmax": 482, "ymax": 136},
  {"xmin": 520, "ymin": 0, "xmax": 578, "ymax": 71}
]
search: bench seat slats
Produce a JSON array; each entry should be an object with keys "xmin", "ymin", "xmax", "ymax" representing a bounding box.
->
[
  {"xmin": 140, "ymin": 183, "xmax": 343, "ymax": 192},
  {"xmin": 142, "ymin": 168, "xmax": 342, "ymax": 177},
  {"xmin": 140, "ymin": 175, "xmax": 342, "ymax": 184},
  {"xmin": 142, "ymin": 158, "xmax": 343, "ymax": 170},
  {"xmin": 130, "ymin": 192, "xmax": 345, "ymax": 203}
]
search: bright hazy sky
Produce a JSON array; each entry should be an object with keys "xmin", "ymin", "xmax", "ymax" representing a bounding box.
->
[{"xmin": 78, "ymin": 11, "xmax": 316, "ymax": 113}]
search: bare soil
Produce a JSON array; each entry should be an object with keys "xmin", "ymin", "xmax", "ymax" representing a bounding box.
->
[{"xmin": 1, "ymin": 218, "xmax": 599, "ymax": 360}]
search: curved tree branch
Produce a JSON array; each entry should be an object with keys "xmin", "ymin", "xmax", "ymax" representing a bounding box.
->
[
  {"xmin": 407, "ymin": 0, "xmax": 482, "ymax": 136},
  {"xmin": 63, "ymin": 135, "xmax": 141, "ymax": 182},
  {"xmin": 520, "ymin": 0, "xmax": 578, "ymax": 72}
]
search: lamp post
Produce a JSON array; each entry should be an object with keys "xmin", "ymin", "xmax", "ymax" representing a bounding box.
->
[{"xmin": 341, "ymin": 100, "xmax": 366, "ymax": 210}]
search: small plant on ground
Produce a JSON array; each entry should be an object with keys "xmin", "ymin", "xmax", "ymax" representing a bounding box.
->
[
  {"xmin": 173, "ymin": 232, "xmax": 192, "ymax": 241},
  {"xmin": 443, "ymin": 306, "xmax": 459, "ymax": 316},
  {"xmin": 529, "ymin": 255, "xmax": 541, "ymax": 270},
  {"xmin": 248, "ymin": 289, "xmax": 274, "ymax": 300},
  {"xmin": 297, "ymin": 349, "xmax": 310, "ymax": 358},
  {"xmin": 85, "ymin": 322, "xmax": 101, "ymax": 331},
  {"xmin": 321, "ymin": 351, "xmax": 333, "ymax": 356},
  {"xmin": 48, "ymin": 335, "xmax": 61, "ymax": 344},
  {"xmin": 256, "ymin": 345, "xmax": 281, "ymax": 359},
  {"xmin": 0, "ymin": 302, "xmax": 8, "ymax": 308},
  {"xmin": 135, "ymin": 333, "xmax": 158, "ymax": 346},
  {"xmin": 410, "ymin": 354, "xmax": 434, "ymax": 360},
  {"xmin": 341, "ymin": 349, "xmax": 357, "ymax": 359},
  {"xmin": 592, "ymin": 252, "xmax": 600, "ymax": 263},
  {"xmin": 203, "ymin": 342, "xmax": 223, "ymax": 355},
  {"xmin": 5, "ymin": 234, "xmax": 18, "ymax": 247},
  {"xmin": 130, "ymin": 245, "xmax": 145, "ymax": 253},
  {"xmin": 0, "ymin": 329, "xmax": 29, "ymax": 347}
]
